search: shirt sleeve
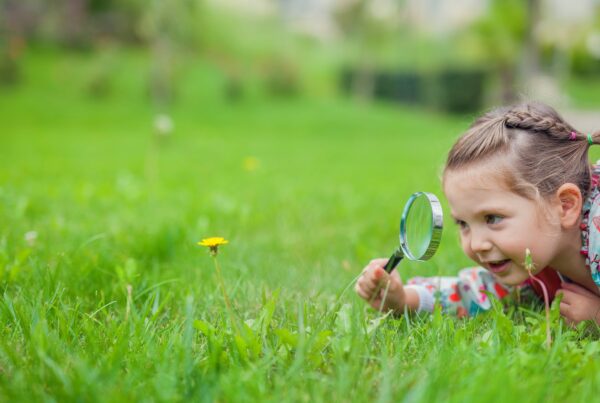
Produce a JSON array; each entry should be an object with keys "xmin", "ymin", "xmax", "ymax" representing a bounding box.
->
[
  {"xmin": 405, "ymin": 267, "xmax": 511, "ymax": 317},
  {"xmin": 586, "ymin": 184, "xmax": 600, "ymax": 288}
]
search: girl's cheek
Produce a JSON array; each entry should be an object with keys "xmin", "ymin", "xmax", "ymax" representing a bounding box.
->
[
  {"xmin": 465, "ymin": 250, "xmax": 478, "ymax": 263},
  {"xmin": 459, "ymin": 237, "xmax": 476, "ymax": 262}
]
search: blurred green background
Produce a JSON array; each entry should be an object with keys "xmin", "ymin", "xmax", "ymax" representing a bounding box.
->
[{"xmin": 4, "ymin": 0, "xmax": 600, "ymax": 111}]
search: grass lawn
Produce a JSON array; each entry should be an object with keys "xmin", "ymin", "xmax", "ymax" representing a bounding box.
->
[{"xmin": 1, "ymin": 50, "xmax": 600, "ymax": 402}]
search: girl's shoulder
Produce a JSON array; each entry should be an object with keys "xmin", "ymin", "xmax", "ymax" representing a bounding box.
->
[
  {"xmin": 592, "ymin": 161, "xmax": 600, "ymax": 189},
  {"xmin": 583, "ymin": 161, "xmax": 600, "ymax": 288}
]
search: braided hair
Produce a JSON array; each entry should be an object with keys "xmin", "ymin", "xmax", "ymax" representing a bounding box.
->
[{"xmin": 444, "ymin": 102, "xmax": 597, "ymax": 201}]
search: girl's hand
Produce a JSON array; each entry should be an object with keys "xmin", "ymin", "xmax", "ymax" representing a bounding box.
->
[
  {"xmin": 354, "ymin": 258, "xmax": 408, "ymax": 313},
  {"xmin": 557, "ymin": 282, "xmax": 600, "ymax": 326}
]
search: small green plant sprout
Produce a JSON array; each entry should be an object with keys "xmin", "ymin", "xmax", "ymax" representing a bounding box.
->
[
  {"xmin": 524, "ymin": 248, "xmax": 552, "ymax": 348},
  {"xmin": 524, "ymin": 248, "xmax": 534, "ymax": 272},
  {"xmin": 198, "ymin": 237, "xmax": 239, "ymax": 334}
]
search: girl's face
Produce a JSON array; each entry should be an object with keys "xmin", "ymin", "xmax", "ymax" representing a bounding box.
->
[{"xmin": 443, "ymin": 164, "xmax": 564, "ymax": 285}]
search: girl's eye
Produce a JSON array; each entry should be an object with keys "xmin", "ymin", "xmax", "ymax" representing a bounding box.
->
[
  {"xmin": 454, "ymin": 219, "xmax": 468, "ymax": 230},
  {"xmin": 485, "ymin": 215, "xmax": 503, "ymax": 225}
]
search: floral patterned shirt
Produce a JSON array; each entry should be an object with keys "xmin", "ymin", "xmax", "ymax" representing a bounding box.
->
[
  {"xmin": 405, "ymin": 162, "xmax": 600, "ymax": 316},
  {"xmin": 581, "ymin": 163, "xmax": 600, "ymax": 289}
]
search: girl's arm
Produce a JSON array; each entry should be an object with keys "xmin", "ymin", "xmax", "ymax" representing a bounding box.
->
[
  {"xmin": 355, "ymin": 260, "xmax": 511, "ymax": 317},
  {"xmin": 355, "ymin": 258, "xmax": 419, "ymax": 313},
  {"xmin": 405, "ymin": 267, "xmax": 511, "ymax": 317},
  {"xmin": 557, "ymin": 282, "xmax": 600, "ymax": 325}
]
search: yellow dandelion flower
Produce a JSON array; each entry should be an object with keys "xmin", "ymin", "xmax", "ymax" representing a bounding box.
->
[
  {"xmin": 198, "ymin": 237, "xmax": 229, "ymax": 256},
  {"xmin": 198, "ymin": 237, "xmax": 229, "ymax": 247}
]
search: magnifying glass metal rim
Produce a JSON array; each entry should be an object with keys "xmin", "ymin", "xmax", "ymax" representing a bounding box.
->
[
  {"xmin": 383, "ymin": 191, "xmax": 444, "ymax": 272},
  {"xmin": 399, "ymin": 192, "xmax": 443, "ymax": 261}
]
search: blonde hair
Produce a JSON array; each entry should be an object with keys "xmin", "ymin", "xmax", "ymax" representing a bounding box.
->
[{"xmin": 444, "ymin": 102, "xmax": 597, "ymax": 201}]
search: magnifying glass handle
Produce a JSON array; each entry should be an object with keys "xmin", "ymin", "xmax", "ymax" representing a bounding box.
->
[{"xmin": 383, "ymin": 252, "xmax": 404, "ymax": 273}]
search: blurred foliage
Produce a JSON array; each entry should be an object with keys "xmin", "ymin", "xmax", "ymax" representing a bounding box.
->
[
  {"xmin": 3, "ymin": 0, "xmax": 600, "ymax": 109},
  {"xmin": 84, "ymin": 42, "xmax": 119, "ymax": 98},
  {"xmin": 566, "ymin": 10, "xmax": 600, "ymax": 78},
  {"xmin": 333, "ymin": 0, "xmax": 406, "ymax": 59},
  {"xmin": 457, "ymin": 0, "xmax": 528, "ymax": 103},
  {"xmin": 261, "ymin": 57, "xmax": 301, "ymax": 98},
  {"xmin": 571, "ymin": 45, "xmax": 600, "ymax": 77},
  {"xmin": 0, "ymin": 52, "xmax": 20, "ymax": 87},
  {"xmin": 468, "ymin": 0, "xmax": 527, "ymax": 67},
  {"xmin": 333, "ymin": 0, "xmax": 407, "ymax": 99}
]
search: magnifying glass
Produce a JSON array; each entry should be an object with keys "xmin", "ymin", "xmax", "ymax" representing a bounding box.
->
[{"xmin": 383, "ymin": 192, "xmax": 444, "ymax": 273}]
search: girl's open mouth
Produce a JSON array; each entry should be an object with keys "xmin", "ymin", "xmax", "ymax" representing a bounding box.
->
[{"xmin": 487, "ymin": 259, "xmax": 511, "ymax": 273}]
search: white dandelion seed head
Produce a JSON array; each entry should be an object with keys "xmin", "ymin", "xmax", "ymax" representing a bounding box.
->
[
  {"xmin": 154, "ymin": 113, "xmax": 174, "ymax": 136},
  {"xmin": 25, "ymin": 230, "xmax": 38, "ymax": 246}
]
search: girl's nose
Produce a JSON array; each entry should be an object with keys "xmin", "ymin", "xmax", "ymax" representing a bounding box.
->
[{"xmin": 470, "ymin": 231, "xmax": 493, "ymax": 253}]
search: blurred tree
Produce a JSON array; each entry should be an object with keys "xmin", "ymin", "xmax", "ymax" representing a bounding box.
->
[
  {"xmin": 190, "ymin": 4, "xmax": 247, "ymax": 102},
  {"xmin": 84, "ymin": 40, "xmax": 118, "ymax": 99},
  {"xmin": 261, "ymin": 56, "xmax": 300, "ymax": 98},
  {"xmin": 541, "ymin": 5, "xmax": 600, "ymax": 80},
  {"xmin": 63, "ymin": 0, "xmax": 88, "ymax": 48},
  {"xmin": 523, "ymin": 0, "xmax": 541, "ymax": 81},
  {"xmin": 0, "ymin": 0, "xmax": 33, "ymax": 86},
  {"xmin": 333, "ymin": 0, "xmax": 403, "ymax": 101},
  {"xmin": 87, "ymin": 0, "xmax": 145, "ymax": 43},
  {"xmin": 138, "ymin": 0, "xmax": 198, "ymax": 109},
  {"xmin": 468, "ymin": 0, "xmax": 528, "ymax": 103}
]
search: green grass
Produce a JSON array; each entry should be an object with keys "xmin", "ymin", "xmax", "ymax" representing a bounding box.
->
[{"xmin": 1, "ymin": 50, "xmax": 600, "ymax": 402}]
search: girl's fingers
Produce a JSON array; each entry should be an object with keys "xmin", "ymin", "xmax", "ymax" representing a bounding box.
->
[
  {"xmin": 373, "ymin": 267, "xmax": 385, "ymax": 280},
  {"xmin": 557, "ymin": 289, "xmax": 575, "ymax": 305},
  {"xmin": 370, "ymin": 299, "xmax": 384, "ymax": 310},
  {"xmin": 360, "ymin": 272, "xmax": 379, "ymax": 292},
  {"xmin": 366, "ymin": 258, "xmax": 389, "ymax": 272},
  {"xmin": 560, "ymin": 282, "xmax": 598, "ymax": 298},
  {"xmin": 356, "ymin": 260, "xmax": 394, "ymax": 303},
  {"xmin": 559, "ymin": 302, "xmax": 577, "ymax": 326},
  {"xmin": 559, "ymin": 302, "xmax": 570, "ymax": 316},
  {"xmin": 356, "ymin": 270, "xmax": 383, "ymax": 294},
  {"xmin": 361, "ymin": 267, "xmax": 388, "ymax": 289},
  {"xmin": 355, "ymin": 286, "xmax": 371, "ymax": 301},
  {"xmin": 555, "ymin": 290, "xmax": 569, "ymax": 305},
  {"xmin": 356, "ymin": 278, "xmax": 380, "ymax": 300},
  {"xmin": 390, "ymin": 268, "xmax": 403, "ymax": 284},
  {"xmin": 354, "ymin": 280, "xmax": 363, "ymax": 293}
]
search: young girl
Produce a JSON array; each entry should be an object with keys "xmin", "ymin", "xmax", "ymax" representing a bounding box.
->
[{"xmin": 355, "ymin": 102, "xmax": 600, "ymax": 325}]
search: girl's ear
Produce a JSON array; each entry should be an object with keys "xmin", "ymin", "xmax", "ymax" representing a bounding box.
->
[{"xmin": 555, "ymin": 183, "xmax": 583, "ymax": 228}]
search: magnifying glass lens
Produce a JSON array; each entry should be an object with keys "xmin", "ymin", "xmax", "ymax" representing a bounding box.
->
[
  {"xmin": 384, "ymin": 191, "xmax": 443, "ymax": 273},
  {"xmin": 405, "ymin": 195, "xmax": 433, "ymax": 259}
]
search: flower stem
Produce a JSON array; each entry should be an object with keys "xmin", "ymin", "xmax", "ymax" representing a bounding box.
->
[
  {"xmin": 125, "ymin": 284, "xmax": 133, "ymax": 322},
  {"xmin": 524, "ymin": 249, "xmax": 551, "ymax": 348},
  {"xmin": 527, "ymin": 273, "xmax": 551, "ymax": 348},
  {"xmin": 211, "ymin": 255, "xmax": 240, "ymax": 335}
]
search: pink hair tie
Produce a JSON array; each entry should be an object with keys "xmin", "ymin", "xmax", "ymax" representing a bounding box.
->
[{"xmin": 570, "ymin": 131, "xmax": 578, "ymax": 141}]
